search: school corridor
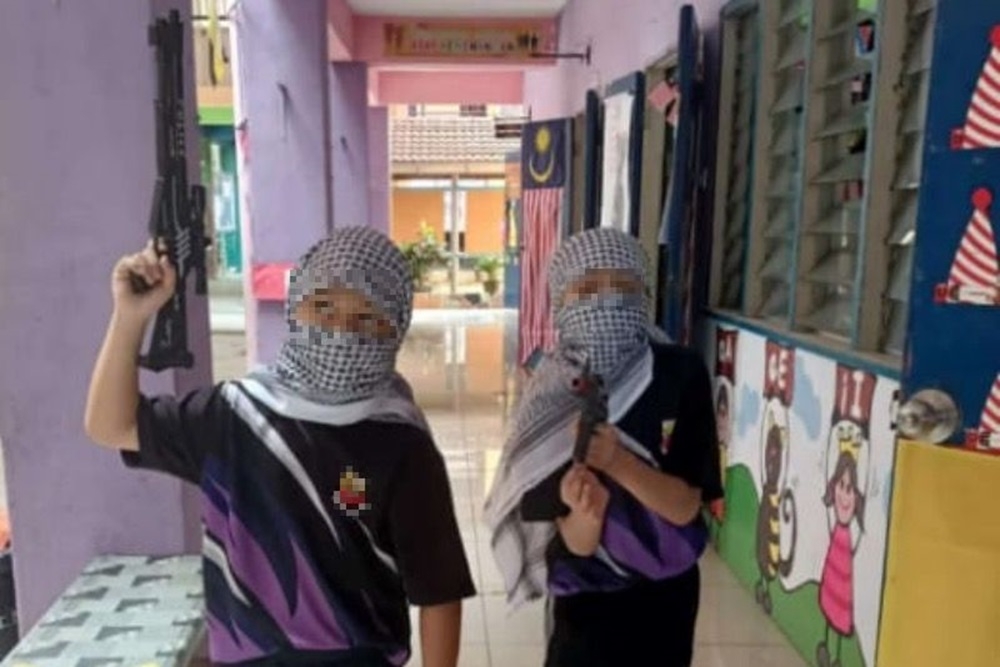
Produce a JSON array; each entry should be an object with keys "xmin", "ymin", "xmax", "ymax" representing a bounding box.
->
[{"xmin": 208, "ymin": 307, "xmax": 805, "ymax": 667}]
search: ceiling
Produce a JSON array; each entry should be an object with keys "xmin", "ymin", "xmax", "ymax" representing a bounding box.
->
[{"xmin": 346, "ymin": 0, "xmax": 568, "ymax": 18}]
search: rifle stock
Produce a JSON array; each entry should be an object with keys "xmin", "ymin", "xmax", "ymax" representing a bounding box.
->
[{"xmin": 137, "ymin": 10, "xmax": 208, "ymax": 371}]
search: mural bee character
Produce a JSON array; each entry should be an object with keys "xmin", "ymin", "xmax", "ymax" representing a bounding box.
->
[
  {"xmin": 817, "ymin": 366, "xmax": 876, "ymax": 667},
  {"xmin": 754, "ymin": 341, "xmax": 797, "ymax": 615},
  {"xmin": 754, "ymin": 410, "xmax": 796, "ymax": 615}
]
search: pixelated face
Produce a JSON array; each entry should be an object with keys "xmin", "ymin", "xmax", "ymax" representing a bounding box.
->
[
  {"xmin": 562, "ymin": 268, "xmax": 643, "ymax": 306},
  {"xmin": 294, "ymin": 284, "xmax": 395, "ymax": 340}
]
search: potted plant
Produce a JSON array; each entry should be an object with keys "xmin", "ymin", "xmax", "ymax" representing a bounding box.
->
[
  {"xmin": 475, "ymin": 254, "xmax": 504, "ymax": 300},
  {"xmin": 400, "ymin": 223, "xmax": 448, "ymax": 292}
]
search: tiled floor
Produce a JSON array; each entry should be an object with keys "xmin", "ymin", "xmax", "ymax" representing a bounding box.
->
[{"xmin": 210, "ymin": 306, "xmax": 805, "ymax": 667}]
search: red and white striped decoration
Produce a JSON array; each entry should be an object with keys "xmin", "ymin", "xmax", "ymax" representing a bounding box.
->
[
  {"xmin": 947, "ymin": 188, "xmax": 1000, "ymax": 297},
  {"xmin": 952, "ymin": 26, "xmax": 1000, "ymax": 150},
  {"xmin": 981, "ymin": 374, "xmax": 1000, "ymax": 435},
  {"xmin": 519, "ymin": 188, "xmax": 562, "ymax": 364}
]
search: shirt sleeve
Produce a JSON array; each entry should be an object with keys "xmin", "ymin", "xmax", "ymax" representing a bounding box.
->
[
  {"xmin": 519, "ymin": 463, "xmax": 571, "ymax": 522},
  {"xmin": 121, "ymin": 384, "xmax": 225, "ymax": 485},
  {"xmin": 660, "ymin": 352, "xmax": 724, "ymax": 502},
  {"xmin": 387, "ymin": 432, "xmax": 477, "ymax": 606}
]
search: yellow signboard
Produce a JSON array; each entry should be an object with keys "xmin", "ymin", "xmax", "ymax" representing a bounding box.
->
[{"xmin": 382, "ymin": 20, "xmax": 555, "ymax": 60}]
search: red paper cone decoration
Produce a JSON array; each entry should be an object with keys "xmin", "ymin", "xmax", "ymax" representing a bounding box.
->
[
  {"xmin": 982, "ymin": 374, "xmax": 1000, "ymax": 435},
  {"xmin": 936, "ymin": 188, "xmax": 1000, "ymax": 305},
  {"xmin": 952, "ymin": 27, "xmax": 1000, "ymax": 150},
  {"xmin": 967, "ymin": 374, "xmax": 1000, "ymax": 453}
]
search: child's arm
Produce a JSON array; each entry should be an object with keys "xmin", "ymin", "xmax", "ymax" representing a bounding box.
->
[
  {"xmin": 600, "ymin": 441, "xmax": 702, "ymax": 526},
  {"xmin": 556, "ymin": 464, "xmax": 609, "ymax": 557},
  {"xmin": 419, "ymin": 602, "xmax": 462, "ymax": 667},
  {"xmin": 84, "ymin": 244, "xmax": 176, "ymax": 450},
  {"xmin": 582, "ymin": 351, "xmax": 720, "ymax": 527}
]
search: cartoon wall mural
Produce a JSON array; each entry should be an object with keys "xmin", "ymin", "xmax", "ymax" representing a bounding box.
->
[
  {"xmin": 934, "ymin": 188, "xmax": 1000, "ymax": 306},
  {"xmin": 708, "ymin": 322, "xmax": 899, "ymax": 667},
  {"xmin": 755, "ymin": 341, "xmax": 797, "ymax": 615},
  {"xmin": 817, "ymin": 366, "xmax": 877, "ymax": 667},
  {"xmin": 712, "ymin": 327, "xmax": 738, "ymax": 524},
  {"xmin": 951, "ymin": 26, "xmax": 1000, "ymax": 150}
]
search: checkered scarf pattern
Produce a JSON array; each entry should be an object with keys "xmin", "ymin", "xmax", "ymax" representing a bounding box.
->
[
  {"xmin": 268, "ymin": 226, "xmax": 414, "ymax": 406},
  {"xmin": 485, "ymin": 228, "xmax": 663, "ymax": 609}
]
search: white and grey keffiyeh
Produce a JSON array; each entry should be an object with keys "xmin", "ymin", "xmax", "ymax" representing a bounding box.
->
[
  {"xmin": 244, "ymin": 226, "xmax": 428, "ymax": 431},
  {"xmin": 484, "ymin": 228, "xmax": 669, "ymax": 609}
]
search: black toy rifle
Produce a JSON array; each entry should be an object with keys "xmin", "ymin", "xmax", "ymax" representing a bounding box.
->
[
  {"xmin": 571, "ymin": 362, "xmax": 609, "ymax": 463},
  {"xmin": 133, "ymin": 10, "xmax": 208, "ymax": 371}
]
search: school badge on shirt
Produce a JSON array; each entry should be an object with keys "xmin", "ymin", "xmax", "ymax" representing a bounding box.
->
[
  {"xmin": 333, "ymin": 467, "xmax": 370, "ymax": 517},
  {"xmin": 660, "ymin": 420, "xmax": 677, "ymax": 456}
]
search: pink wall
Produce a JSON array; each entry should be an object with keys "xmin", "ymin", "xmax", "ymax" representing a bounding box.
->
[
  {"xmin": 327, "ymin": 0, "xmax": 353, "ymax": 61},
  {"xmin": 524, "ymin": 0, "xmax": 725, "ymax": 118},
  {"xmin": 374, "ymin": 69, "xmax": 524, "ymax": 105}
]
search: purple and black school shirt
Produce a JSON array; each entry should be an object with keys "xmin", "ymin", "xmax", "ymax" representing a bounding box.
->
[
  {"xmin": 123, "ymin": 381, "xmax": 475, "ymax": 666},
  {"xmin": 520, "ymin": 344, "xmax": 723, "ymax": 597}
]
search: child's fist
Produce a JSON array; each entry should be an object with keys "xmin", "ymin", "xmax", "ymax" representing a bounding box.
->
[
  {"xmin": 111, "ymin": 241, "xmax": 176, "ymax": 321},
  {"xmin": 560, "ymin": 464, "xmax": 610, "ymax": 522},
  {"xmin": 575, "ymin": 421, "xmax": 622, "ymax": 473}
]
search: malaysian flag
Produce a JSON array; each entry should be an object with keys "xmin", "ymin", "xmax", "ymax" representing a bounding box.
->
[{"xmin": 519, "ymin": 120, "xmax": 568, "ymax": 365}]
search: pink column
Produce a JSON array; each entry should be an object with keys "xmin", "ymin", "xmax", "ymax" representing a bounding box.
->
[
  {"xmin": 231, "ymin": 0, "xmax": 331, "ymax": 365},
  {"xmin": 367, "ymin": 106, "xmax": 391, "ymax": 235}
]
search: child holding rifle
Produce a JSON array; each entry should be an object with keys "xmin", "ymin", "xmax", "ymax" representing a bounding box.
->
[
  {"xmin": 485, "ymin": 228, "xmax": 722, "ymax": 667},
  {"xmin": 85, "ymin": 227, "xmax": 475, "ymax": 667}
]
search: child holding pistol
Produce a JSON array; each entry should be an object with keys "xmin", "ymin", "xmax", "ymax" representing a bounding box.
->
[{"xmin": 485, "ymin": 228, "xmax": 722, "ymax": 667}]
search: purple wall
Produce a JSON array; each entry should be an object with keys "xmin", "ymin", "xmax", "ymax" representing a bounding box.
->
[
  {"xmin": 368, "ymin": 107, "xmax": 391, "ymax": 235},
  {"xmin": 0, "ymin": 0, "xmax": 210, "ymax": 627},
  {"xmin": 329, "ymin": 62, "xmax": 372, "ymax": 229},
  {"xmin": 235, "ymin": 0, "xmax": 331, "ymax": 365},
  {"xmin": 525, "ymin": 0, "xmax": 725, "ymax": 118}
]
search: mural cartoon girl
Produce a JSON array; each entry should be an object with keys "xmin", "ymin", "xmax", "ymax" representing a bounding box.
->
[
  {"xmin": 817, "ymin": 365, "xmax": 876, "ymax": 667},
  {"xmin": 817, "ymin": 439, "xmax": 866, "ymax": 667}
]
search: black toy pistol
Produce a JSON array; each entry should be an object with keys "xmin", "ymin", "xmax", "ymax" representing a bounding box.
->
[{"xmin": 571, "ymin": 362, "xmax": 609, "ymax": 464}]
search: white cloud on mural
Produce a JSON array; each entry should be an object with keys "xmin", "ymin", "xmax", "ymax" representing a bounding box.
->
[
  {"xmin": 794, "ymin": 358, "xmax": 824, "ymax": 441},
  {"xmin": 736, "ymin": 383, "xmax": 761, "ymax": 440}
]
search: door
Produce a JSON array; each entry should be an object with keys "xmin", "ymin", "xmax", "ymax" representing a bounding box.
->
[
  {"xmin": 658, "ymin": 4, "xmax": 703, "ymax": 342},
  {"xmin": 904, "ymin": 5, "xmax": 1000, "ymax": 451},
  {"xmin": 641, "ymin": 58, "xmax": 676, "ymax": 320}
]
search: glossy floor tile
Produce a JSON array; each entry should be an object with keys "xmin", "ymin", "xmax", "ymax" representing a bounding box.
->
[{"xmin": 210, "ymin": 308, "xmax": 805, "ymax": 667}]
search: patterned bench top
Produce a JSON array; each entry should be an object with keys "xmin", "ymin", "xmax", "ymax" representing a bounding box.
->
[{"xmin": 1, "ymin": 555, "xmax": 205, "ymax": 667}]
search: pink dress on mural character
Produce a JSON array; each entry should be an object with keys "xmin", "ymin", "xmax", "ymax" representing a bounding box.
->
[
  {"xmin": 819, "ymin": 523, "xmax": 854, "ymax": 636},
  {"xmin": 816, "ymin": 448, "xmax": 865, "ymax": 667}
]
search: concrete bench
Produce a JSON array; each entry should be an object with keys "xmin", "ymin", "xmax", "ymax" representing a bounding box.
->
[{"xmin": 1, "ymin": 555, "xmax": 206, "ymax": 667}]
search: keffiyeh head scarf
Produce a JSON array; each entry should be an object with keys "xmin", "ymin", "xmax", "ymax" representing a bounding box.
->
[
  {"xmin": 485, "ymin": 228, "xmax": 667, "ymax": 608},
  {"xmin": 241, "ymin": 226, "xmax": 427, "ymax": 431}
]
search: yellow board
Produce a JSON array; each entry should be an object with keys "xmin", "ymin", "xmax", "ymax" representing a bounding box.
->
[{"xmin": 877, "ymin": 440, "xmax": 1000, "ymax": 666}]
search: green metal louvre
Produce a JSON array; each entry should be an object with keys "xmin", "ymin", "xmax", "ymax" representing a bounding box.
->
[
  {"xmin": 746, "ymin": 0, "xmax": 811, "ymax": 323},
  {"xmin": 880, "ymin": 0, "xmax": 938, "ymax": 355},
  {"xmin": 793, "ymin": 0, "xmax": 880, "ymax": 342},
  {"xmin": 711, "ymin": 0, "xmax": 762, "ymax": 311}
]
